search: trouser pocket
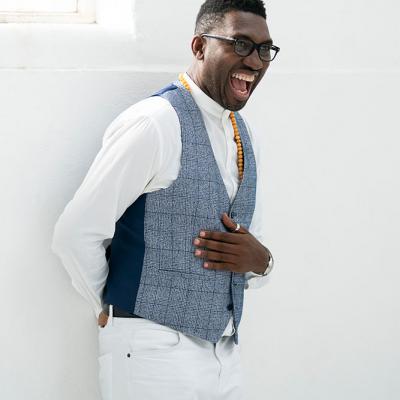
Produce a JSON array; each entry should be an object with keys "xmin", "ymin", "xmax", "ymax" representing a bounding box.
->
[{"xmin": 127, "ymin": 325, "xmax": 182, "ymax": 356}]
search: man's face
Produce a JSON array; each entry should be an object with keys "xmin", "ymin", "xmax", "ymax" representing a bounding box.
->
[{"xmin": 199, "ymin": 11, "xmax": 272, "ymax": 111}]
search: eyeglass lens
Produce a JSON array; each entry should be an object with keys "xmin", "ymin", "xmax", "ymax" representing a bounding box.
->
[{"xmin": 234, "ymin": 39, "xmax": 275, "ymax": 61}]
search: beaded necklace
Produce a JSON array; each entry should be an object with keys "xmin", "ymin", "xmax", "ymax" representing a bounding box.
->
[{"xmin": 178, "ymin": 73, "xmax": 244, "ymax": 181}]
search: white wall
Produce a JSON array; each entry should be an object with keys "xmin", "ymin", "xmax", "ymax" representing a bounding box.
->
[{"xmin": 1, "ymin": 1, "xmax": 399, "ymax": 400}]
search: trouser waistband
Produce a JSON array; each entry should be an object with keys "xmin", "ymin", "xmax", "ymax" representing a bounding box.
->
[{"xmin": 102, "ymin": 303, "xmax": 143, "ymax": 318}]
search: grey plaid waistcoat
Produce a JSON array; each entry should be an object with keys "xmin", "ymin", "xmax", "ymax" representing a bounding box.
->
[{"xmin": 102, "ymin": 80, "xmax": 257, "ymax": 344}]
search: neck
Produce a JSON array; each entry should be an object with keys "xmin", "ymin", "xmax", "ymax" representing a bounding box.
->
[{"xmin": 186, "ymin": 66, "xmax": 214, "ymax": 101}]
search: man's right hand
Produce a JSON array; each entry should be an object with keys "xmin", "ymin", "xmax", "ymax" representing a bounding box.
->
[{"xmin": 98, "ymin": 311, "xmax": 109, "ymax": 327}]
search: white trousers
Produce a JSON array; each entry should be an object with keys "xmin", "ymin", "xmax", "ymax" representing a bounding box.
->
[{"xmin": 98, "ymin": 305, "xmax": 245, "ymax": 400}]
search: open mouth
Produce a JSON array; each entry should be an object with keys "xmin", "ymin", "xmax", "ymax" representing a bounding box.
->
[{"xmin": 229, "ymin": 72, "xmax": 256, "ymax": 102}]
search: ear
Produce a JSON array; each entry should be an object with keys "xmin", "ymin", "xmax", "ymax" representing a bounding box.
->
[{"xmin": 191, "ymin": 35, "xmax": 205, "ymax": 60}]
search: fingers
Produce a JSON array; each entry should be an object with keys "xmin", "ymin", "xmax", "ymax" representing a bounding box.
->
[
  {"xmin": 221, "ymin": 212, "xmax": 249, "ymax": 234},
  {"xmin": 193, "ymin": 213, "xmax": 249, "ymax": 273},
  {"xmin": 98, "ymin": 311, "xmax": 108, "ymax": 327},
  {"xmin": 193, "ymin": 237, "xmax": 240, "ymax": 254},
  {"xmin": 194, "ymin": 248, "xmax": 237, "ymax": 264},
  {"xmin": 198, "ymin": 230, "xmax": 241, "ymax": 243},
  {"xmin": 202, "ymin": 261, "xmax": 236, "ymax": 271},
  {"xmin": 196, "ymin": 213, "xmax": 248, "ymax": 243}
]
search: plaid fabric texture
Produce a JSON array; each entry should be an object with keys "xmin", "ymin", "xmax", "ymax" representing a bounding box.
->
[{"xmin": 133, "ymin": 81, "xmax": 257, "ymax": 344}]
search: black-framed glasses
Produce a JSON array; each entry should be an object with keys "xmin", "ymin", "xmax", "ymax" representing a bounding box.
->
[{"xmin": 201, "ymin": 33, "xmax": 280, "ymax": 62}]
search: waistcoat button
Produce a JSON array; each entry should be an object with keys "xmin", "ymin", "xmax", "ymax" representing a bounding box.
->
[{"xmin": 230, "ymin": 212, "xmax": 237, "ymax": 218}]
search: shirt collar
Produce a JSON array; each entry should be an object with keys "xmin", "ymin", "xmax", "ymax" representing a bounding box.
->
[{"xmin": 183, "ymin": 72, "xmax": 232, "ymax": 122}]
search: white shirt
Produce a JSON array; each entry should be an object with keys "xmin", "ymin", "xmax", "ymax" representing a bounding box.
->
[{"xmin": 51, "ymin": 73, "xmax": 273, "ymax": 336}]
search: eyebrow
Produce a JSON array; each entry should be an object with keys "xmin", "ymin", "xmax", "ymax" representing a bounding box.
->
[{"xmin": 235, "ymin": 34, "xmax": 273, "ymax": 45}]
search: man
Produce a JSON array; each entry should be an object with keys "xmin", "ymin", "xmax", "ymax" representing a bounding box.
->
[{"xmin": 52, "ymin": 0, "xmax": 279, "ymax": 399}]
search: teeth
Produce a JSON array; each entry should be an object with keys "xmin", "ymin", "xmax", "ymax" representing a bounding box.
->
[{"xmin": 231, "ymin": 73, "xmax": 255, "ymax": 82}]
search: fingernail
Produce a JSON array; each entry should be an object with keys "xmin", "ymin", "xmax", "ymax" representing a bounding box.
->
[
  {"xmin": 194, "ymin": 238, "xmax": 200, "ymax": 245},
  {"xmin": 204, "ymin": 262, "xmax": 209, "ymax": 268},
  {"xmin": 200, "ymin": 231, "xmax": 205, "ymax": 237},
  {"xmin": 195, "ymin": 250, "xmax": 201, "ymax": 256}
]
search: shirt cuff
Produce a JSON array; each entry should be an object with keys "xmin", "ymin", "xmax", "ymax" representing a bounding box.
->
[{"xmin": 244, "ymin": 263, "xmax": 274, "ymax": 289}]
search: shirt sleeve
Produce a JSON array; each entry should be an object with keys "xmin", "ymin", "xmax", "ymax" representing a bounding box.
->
[
  {"xmin": 51, "ymin": 110, "xmax": 164, "ymax": 319},
  {"xmin": 242, "ymin": 118, "xmax": 274, "ymax": 290}
]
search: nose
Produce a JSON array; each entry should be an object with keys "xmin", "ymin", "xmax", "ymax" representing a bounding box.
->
[{"xmin": 243, "ymin": 48, "xmax": 267, "ymax": 71}]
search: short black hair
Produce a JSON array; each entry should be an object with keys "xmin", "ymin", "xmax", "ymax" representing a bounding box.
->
[{"xmin": 195, "ymin": 0, "xmax": 267, "ymax": 34}]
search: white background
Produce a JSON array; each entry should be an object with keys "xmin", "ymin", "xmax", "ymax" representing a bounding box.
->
[
  {"xmin": 0, "ymin": 0, "xmax": 77, "ymax": 13},
  {"xmin": 0, "ymin": 1, "xmax": 399, "ymax": 399}
]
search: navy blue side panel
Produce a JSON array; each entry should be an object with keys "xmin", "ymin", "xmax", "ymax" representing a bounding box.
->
[
  {"xmin": 102, "ymin": 194, "xmax": 147, "ymax": 312},
  {"xmin": 151, "ymin": 83, "xmax": 178, "ymax": 97}
]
